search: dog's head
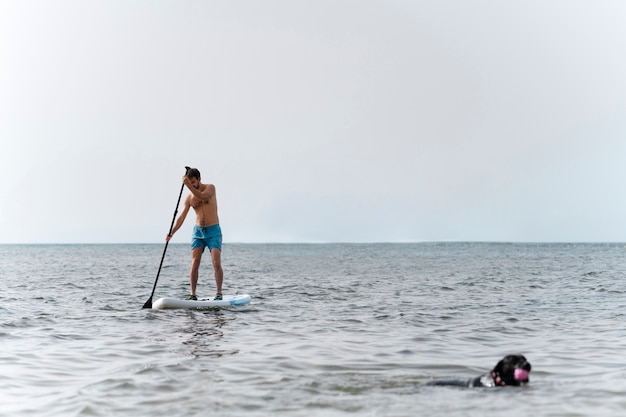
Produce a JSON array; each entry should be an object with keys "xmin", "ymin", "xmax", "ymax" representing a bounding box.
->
[{"xmin": 491, "ymin": 354, "xmax": 531, "ymax": 386}]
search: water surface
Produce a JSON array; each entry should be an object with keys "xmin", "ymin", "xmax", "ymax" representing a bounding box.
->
[{"xmin": 2, "ymin": 243, "xmax": 626, "ymax": 416}]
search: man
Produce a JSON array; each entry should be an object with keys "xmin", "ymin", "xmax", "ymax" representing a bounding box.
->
[{"xmin": 166, "ymin": 168, "xmax": 223, "ymax": 300}]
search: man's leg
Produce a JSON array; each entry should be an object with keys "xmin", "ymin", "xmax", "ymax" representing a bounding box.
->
[
  {"xmin": 211, "ymin": 248, "xmax": 223, "ymax": 295},
  {"xmin": 190, "ymin": 247, "xmax": 204, "ymax": 296}
]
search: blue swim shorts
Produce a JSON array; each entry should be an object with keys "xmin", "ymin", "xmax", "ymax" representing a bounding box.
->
[{"xmin": 191, "ymin": 224, "xmax": 222, "ymax": 251}]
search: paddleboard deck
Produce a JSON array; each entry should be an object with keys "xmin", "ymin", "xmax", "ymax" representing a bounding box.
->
[{"xmin": 152, "ymin": 294, "xmax": 251, "ymax": 310}]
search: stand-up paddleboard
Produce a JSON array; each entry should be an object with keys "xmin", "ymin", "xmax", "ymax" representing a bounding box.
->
[{"xmin": 152, "ymin": 294, "xmax": 251, "ymax": 310}]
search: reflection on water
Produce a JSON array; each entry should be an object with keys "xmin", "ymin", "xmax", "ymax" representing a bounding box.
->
[{"xmin": 178, "ymin": 311, "xmax": 239, "ymax": 358}]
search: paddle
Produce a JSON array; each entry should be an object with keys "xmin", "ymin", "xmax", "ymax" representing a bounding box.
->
[{"xmin": 142, "ymin": 166, "xmax": 190, "ymax": 309}]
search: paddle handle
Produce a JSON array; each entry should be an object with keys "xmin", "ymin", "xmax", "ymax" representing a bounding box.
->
[
  {"xmin": 142, "ymin": 166, "xmax": 190, "ymax": 309},
  {"xmin": 166, "ymin": 167, "xmax": 190, "ymax": 236}
]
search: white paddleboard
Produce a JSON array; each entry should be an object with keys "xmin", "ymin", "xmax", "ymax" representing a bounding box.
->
[{"xmin": 152, "ymin": 294, "xmax": 251, "ymax": 310}]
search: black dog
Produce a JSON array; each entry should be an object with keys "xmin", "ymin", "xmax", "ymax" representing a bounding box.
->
[{"xmin": 426, "ymin": 354, "xmax": 531, "ymax": 387}]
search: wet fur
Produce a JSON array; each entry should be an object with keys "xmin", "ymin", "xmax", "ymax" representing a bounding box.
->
[{"xmin": 426, "ymin": 354, "xmax": 531, "ymax": 387}]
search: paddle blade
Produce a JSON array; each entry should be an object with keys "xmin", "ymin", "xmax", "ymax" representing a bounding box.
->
[{"xmin": 142, "ymin": 298, "xmax": 152, "ymax": 309}]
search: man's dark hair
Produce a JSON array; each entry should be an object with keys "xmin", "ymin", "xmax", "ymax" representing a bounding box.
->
[{"xmin": 187, "ymin": 168, "xmax": 201, "ymax": 179}]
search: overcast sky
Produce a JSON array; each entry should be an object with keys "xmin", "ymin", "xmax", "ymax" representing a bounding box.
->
[{"xmin": 2, "ymin": 0, "xmax": 626, "ymax": 244}]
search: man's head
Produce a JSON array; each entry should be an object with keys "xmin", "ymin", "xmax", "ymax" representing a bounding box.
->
[
  {"xmin": 186, "ymin": 168, "xmax": 201, "ymax": 189},
  {"xmin": 187, "ymin": 168, "xmax": 201, "ymax": 179}
]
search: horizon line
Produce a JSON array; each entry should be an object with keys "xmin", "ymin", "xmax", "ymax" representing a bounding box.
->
[{"xmin": 1, "ymin": 241, "xmax": 625, "ymax": 245}]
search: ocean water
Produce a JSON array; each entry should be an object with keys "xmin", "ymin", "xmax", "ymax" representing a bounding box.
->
[{"xmin": 1, "ymin": 242, "xmax": 626, "ymax": 416}]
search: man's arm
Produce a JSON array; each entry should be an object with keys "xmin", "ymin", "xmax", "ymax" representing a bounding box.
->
[
  {"xmin": 166, "ymin": 195, "xmax": 191, "ymax": 242},
  {"xmin": 184, "ymin": 178, "xmax": 215, "ymax": 201}
]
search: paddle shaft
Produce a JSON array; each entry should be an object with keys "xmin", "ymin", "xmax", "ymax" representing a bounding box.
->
[{"xmin": 142, "ymin": 167, "xmax": 189, "ymax": 309}]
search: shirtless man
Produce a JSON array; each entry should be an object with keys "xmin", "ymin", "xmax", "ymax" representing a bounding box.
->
[{"xmin": 166, "ymin": 168, "xmax": 223, "ymax": 300}]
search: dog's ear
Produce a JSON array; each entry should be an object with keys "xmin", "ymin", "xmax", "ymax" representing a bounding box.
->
[{"xmin": 492, "ymin": 358, "xmax": 505, "ymax": 374}]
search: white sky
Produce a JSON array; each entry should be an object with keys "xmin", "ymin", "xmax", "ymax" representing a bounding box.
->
[{"xmin": 1, "ymin": 0, "xmax": 626, "ymax": 244}]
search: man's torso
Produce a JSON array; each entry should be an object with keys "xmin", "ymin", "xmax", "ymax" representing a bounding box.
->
[{"xmin": 190, "ymin": 184, "xmax": 219, "ymax": 227}]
